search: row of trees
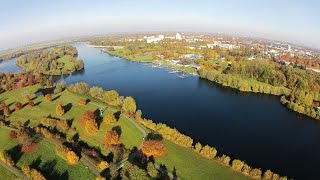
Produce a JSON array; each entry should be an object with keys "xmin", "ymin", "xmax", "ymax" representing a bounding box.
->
[
  {"xmin": 39, "ymin": 117, "xmax": 70, "ymax": 133},
  {"xmin": 0, "ymin": 72, "xmax": 50, "ymax": 92},
  {"xmin": 21, "ymin": 164, "xmax": 46, "ymax": 180},
  {"xmin": 55, "ymin": 145, "xmax": 79, "ymax": 165}
]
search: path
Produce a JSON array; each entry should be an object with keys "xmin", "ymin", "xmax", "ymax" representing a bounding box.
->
[
  {"xmin": 0, "ymin": 160, "xmax": 27, "ymax": 180},
  {"xmin": 89, "ymin": 101, "xmax": 179, "ymax": 179}
]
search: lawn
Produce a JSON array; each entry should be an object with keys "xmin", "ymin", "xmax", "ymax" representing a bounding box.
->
[
  {"xmin": 0, "ymin": 165, "xmax": 17, "ymax": 180},
  {"xmin": 57, "ymin": 55, "xmax": 74, "ymax": 70},
  {"xmin": 157, "ymin": 140, "xmax": 249, "ymax": 180},
  {"xmin": 106, "ymin": 50, "xmax": 153, "ymax": 62},
  {"xmin": 0, "ymin": 85, "xmax": 143, "ymax": 156},
  {"xmin": 0, "ymin": 128, "xmax": 95, "ymax": 180}
]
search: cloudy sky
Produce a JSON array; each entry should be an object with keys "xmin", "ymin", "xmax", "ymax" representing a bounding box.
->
[{"xmin": 0, "ymin": 0, "xmax": 319, "ymax": 49}]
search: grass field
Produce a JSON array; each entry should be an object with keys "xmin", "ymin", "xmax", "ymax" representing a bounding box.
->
[
  {"xmin": 0, "ymin": 165, "xmax": 17, "ymax": 180},
  {"xmin": 0, "ymin": 128, "xmax": 95, "ymax": 180},
  {"xmin": 57, "ymin": 55, "xmax": 74, "ymax": 71},
  {"xmin": 0, "ymin": 85, "xmax": 143, "ymax": 155},
  {"xmin": 157, "ymin": 140, "xmax": 248, "ymax": 180},
  {"xmin": 106, "ymin": 50, "xmax": 153, "ymax": 62}
]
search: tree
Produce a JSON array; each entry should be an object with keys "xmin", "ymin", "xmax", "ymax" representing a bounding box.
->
[
  {"xmin": 103, "ymin": 112, "xmax": 117, "ymax": 124},
  {"xmin": 16, "ymin": 128, "xmax": 33, "ymax": 147},
  {"xmin": 104, "ymin": 90, "xmax": 120, "ymax": 106},
  {"xmin": 199, "ymin": 145, "xmax": 217, "ymax": 159},
  {"xmin": 194, "ymin": 142, "xmax": 202, "ymax": 153},
  {"xmin": 3, "ymin": 106, "xmax": 10, "ymax": 117},
  {"xmin": 232, "ymin": 159, "xmax": 244, "ymax": 172},
  {"xmin": 97, "ymin": 161, "xmax": 109, "ymax": 171},
  {"xmin": 141, "ymin": 140, "xmax": 166, "ymax": 158},
  {"xmin": 81, "ymin": 111, "xmax": 98, "ymax": 135},
  {"xmin": 78, "ymin": 98, "xmax": 87, "ymax": 106},
  {"xmin": 104, "ymin": 130, "xmax": 120, "ymax": 145},
  {"xmin": 14, "ymin": 102, "xmax": 23, "ymax": 111},
  {"xmin": 109, "ymin": 162, "xmax": 119, "ymax": 178},
  {"xmin": 121, "ymin": 162, "xmax": 149, "ymax": 180},
  {"xmin": 56, "ymin": 104, "xmax": 64, "ymax": 116},
  {"xmin": 44, "ymin": 94, "xmax": 52, "ymax": 103},
  {"xmin": 122, "ymin": 96, "xmax": 136, "ymax": 115},
  {"xmin": 66, "ymin": 151, "xmax": 79, "ymax": 165},
  {"xmin": 147, "ymin": 162, "xmax": 158, "ymax": 178},
  {"xmin": 89, "ymin": 86, "xmax": 104, "ymax": 100},
  {"xmin": 24, "ymin": 95, "xmax": 31, "ymax": 102},
  {"xmin": 28, "ymin": 100, "xmax": 35, "ymax": 107}
]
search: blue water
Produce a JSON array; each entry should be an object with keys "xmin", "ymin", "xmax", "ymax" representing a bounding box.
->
[{"xmin": 1, "ymin": 43, "xmax": 319, "ymax": 179}]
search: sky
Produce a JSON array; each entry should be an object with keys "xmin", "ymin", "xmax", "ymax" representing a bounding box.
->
[{"xmin": 0, "ymin": 0, "xmax": 319, "ymax": 50}]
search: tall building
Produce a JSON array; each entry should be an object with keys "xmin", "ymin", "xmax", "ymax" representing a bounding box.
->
[
  {"xmin": 288, "ymin": 45, "xmax": 291, "ymax": 51},
  {"xmin": 175, "ymin": 33, "xmax": 182, "ymax": 40}
]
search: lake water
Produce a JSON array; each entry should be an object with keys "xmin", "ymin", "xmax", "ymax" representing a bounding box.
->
[{"xmin": 1, "ymin": 43, "xmax": 320, "ymax": 179}]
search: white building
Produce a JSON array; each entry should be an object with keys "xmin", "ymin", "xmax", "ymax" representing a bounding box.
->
[
  {"xmin": 207, "ymin": 41, "xmax": 238, "ymax": 50},
  {"xmin": 175, "ymin": 33, "xmax": 182, "ymax": 40},
  {"xmin": 288, "ymin": 45, "xmax": 291, "ymax": 52},
  {"xmin": 145, "ymin": 35, "xmax": 165, "ymax": 43}
]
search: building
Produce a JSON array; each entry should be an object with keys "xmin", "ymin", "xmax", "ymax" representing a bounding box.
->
[
  {"xmin": 145, "ymin": 35, "xmax": 165, "ymax": 43},
  {"xmin": 288, "ymin": 45, "xmax": 291, "ymax": 52},
  {"xmin": 278, "ymin": 57, "xmax": 296, "ymax": 66},
  {"xmin": 207, "ymin": 41, "xmax": 238, "ymax": 50},
  {"xmin": 175, "ymin": 33, "xmax": 182, "ymax": 40}
]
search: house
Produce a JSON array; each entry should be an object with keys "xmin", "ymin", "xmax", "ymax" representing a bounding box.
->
[{"xmin": 278, "ymin": 57, "xmax": 296, "ymax": 66}]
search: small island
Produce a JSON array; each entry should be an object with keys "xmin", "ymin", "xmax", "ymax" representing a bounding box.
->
[{"xmin": 16, "ymin": 45, "xmax": 84, "ymax": 75}]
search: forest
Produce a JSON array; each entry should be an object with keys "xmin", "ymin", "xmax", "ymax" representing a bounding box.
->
[{"xmin": 16, "ymin": 46, "xmax": 84, "ymax": 75}]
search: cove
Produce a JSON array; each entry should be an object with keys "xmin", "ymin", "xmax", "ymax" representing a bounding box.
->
[{"xmin": 1, "ymin": 43, "xmax": 320, "ymax": 179}]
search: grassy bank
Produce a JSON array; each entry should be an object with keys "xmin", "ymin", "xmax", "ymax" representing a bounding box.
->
[
  {"xmin": 157, "ymin": 140, "xmax": 248, "ymax": 180},
  {"xmin": 105, "ymin": 49, "xmax": 153, "ymax": 62}
]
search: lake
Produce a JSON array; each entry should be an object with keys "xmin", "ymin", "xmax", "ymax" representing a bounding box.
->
[{"xmin": 2, "ymin": 43, "xmax": 320, "ymax": 179}]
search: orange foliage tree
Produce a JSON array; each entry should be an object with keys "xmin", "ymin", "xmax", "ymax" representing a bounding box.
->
[
  {"xmin": 3, "ymin": 106, "xmax": 10, "ymax": 117},
  {"xmin": 66, "ymin": 151, "xmax": 79, "ymax": 165},
  {"xmin": 104, "ymin": 130, "xmax": 120, "ymax": 146},
  {"xmin": 14, "ymin": 102, "xmax": 23, "ymax": 111},
  {"xmin": 56, "ymin": 104, "xmax": 64, "ymax": 116},
  {"xmin": 141, "ymin": 140, "xmax": 166, "ymax": 158},
  {"xmin": 24, "ymin": 95, "xmax": 31, "ymax": 103},
  {"xmin": 78, "ymin": 98, "xmax": 87, "ymax": 106},
  {"xmin": 81, "ymin": 111, "xmax": 98, "ymax": 134}
]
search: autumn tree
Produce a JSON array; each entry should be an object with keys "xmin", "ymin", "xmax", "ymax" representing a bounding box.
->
[
  {"xmin": 67, "ymin": 151, "xmax": 79, "ymax": 165},
  {"xmin": 103, "ymin": 112, "xmax": 117, "ymax": 124},
  {"xmin": 232, "ymin": 159, "xmax": 244, "ymax": 172},
  {"xmin": 121, "ymin": 162, "xmax": 149, "ymax": 180},
  {"xmin": 121, "ymin": 96, "xmax": 136, "ymax": 115},
  {"xmin": 56, "ymin": 104, "xmax": 64, "ymax": 116},
  {"xmin": 104, "ymin": 90, "xmax": 120, "ymax": 106},
  {"xmin": 199, "ymin": 145, "xmax": 217, "ymax": 159},
  {"xmin": 44, "ymin": 94, "xmax": 52, "ymax": 103},
  {"xmin": 28, "ymin": 100, "xmax": 35, "ymax": 107},
  {"xmin": 194, "ymin": 142, "xmax": 202, "ymax": 153},
  {"xmin": 24, "ymin": 95, "xmax": 31, "ymax": 103},
  {"xmin": 104, "ymin": 130, "xmax": 120, "ymax": 145},
  {"xmin": 81, "ymin": 111, "xmax": 98, "ymax": 135},
  {"xmin": 141, "ymin": 140, "xmax": 166, "ymax": 158},
  {"xmin": 3, "ymin": 106, "xmax": 10, "ymax": 117},
  {"xmin": 97, "ymin": 161, "xmax": 109, "ymax": 171},
  {"xmin": 78, "ymin": 98, "xmax": 87, "ymax": 106},
  {"xmin": 15, "ymin": 102, "xmax": 23, "ymax": 111}
]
